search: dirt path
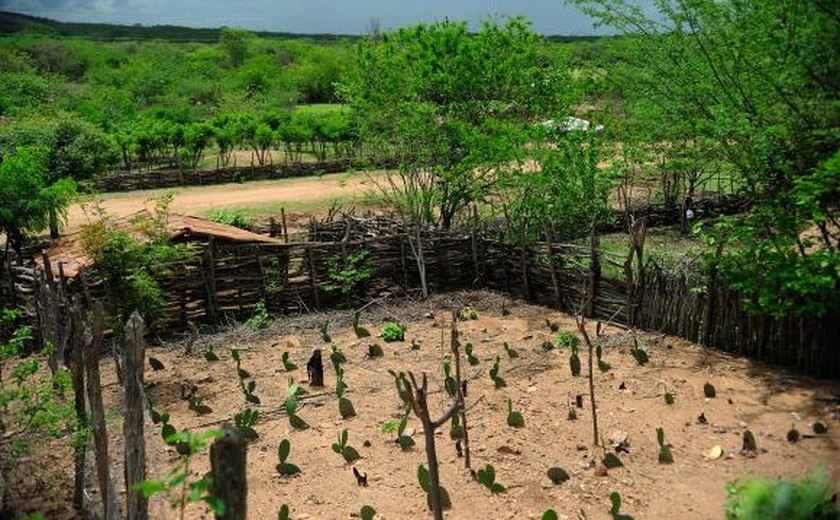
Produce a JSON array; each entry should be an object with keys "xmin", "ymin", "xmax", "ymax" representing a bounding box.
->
[{"xmin": 67, "ymin": 171, "xmax": 384, "ymax": 230}]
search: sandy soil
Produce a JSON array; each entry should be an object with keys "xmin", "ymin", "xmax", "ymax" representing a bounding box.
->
[
  {"xmin": 66, "ymin": 172, "xmax": 382, "ymax": 231},
  {"xmin": 6, "ymin": 291, "xmax": 840, "ymax": 519}
]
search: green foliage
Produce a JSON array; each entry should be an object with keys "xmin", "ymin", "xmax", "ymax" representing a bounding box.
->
[
  {"xmin": 285, "ymin": 379, "xmax": 309, "ymax": 430},
  {"xmin": 489, "ymin": 356, "xmax": 506, "ymax": 389},
  {"xmin": 609, "ymin": 491, "xmax": 634, "ymax": 520},
  {"xmin": 556, "ymin": 330, "xmax": 581, "ymax": 349},
  {"xmin": 331, "ymin": 428, "xmax": 361, "ymax": 463},
  {"xmin": 630, "ymin": 337, "xmax": 649, "ymax": 366},
  {"xmin": 320, "ymin": 320, "xmax": 331, "ymax": 343},
  {"xmin": 603, "ymin": 453, "xmax": 623, "ymax": 469},
  {"xmin": 656, "ymin": 427, "xmax": 673, "ymax": 464},
  {"xmin": 360, "ymin": 505, "xmax": 376, "ymax": 520},
  {"xmin": 134, "ymin": 429, "xmax": 225, "ymax": 518},
  {"xmin": 342, "ymin": 16, "xmax": 571, "ymax": 230},
  {"xmin": 476, "ymin": 464, "xmax": 506, "ymax": 493},
  {"xmin": 0, "ymin": 146, "xmax": 76, "ymax": 253},
  {"xmin": 506, "ymin": 399, "xmax": 525, "ymax": 428},
  {"xmin": 465, "ymin": 343, "xmax": 480, "ymax": 366},
  {"xmin": 724, "ymin": 466, "xmax": 838, "ymax": 520},
  {"xmin": 664, "ymin": 390, "xmax": 675, "ymax": 406},
  {"xmin": 281, "ymin": 351, "xmax": 297, "ymax": 371},
  {"xmin": 704, "ymin": 382, "xmax": 717, "ymax": 399},
  {"xmin": 207, "ymin": 209, "xmax": 254, "ymax": 231},
  {"xmin": 245, "ymin": 301, "xmax": 270, "ymax": 331},
  {"xmin": 457, "ymin": 306, "xmax": 479, "ymax": 320},
  {"xmin": 596, "ymin": 343, "xmax": 611, "ymax": 373},
  {"xmin": 353, "ymin": 310, "xmax": 371, "ymax": 338},
  {"xmin": 203, "ymin": 345, "xmax": 220, "ymax": 362},
  {"xmin": 80, "ymin": 194, "xmax": 196, "ymax": 325},
  {"xmin": 380, "ymin": 321, "xmax": 405, "ymax": 342},
  {"xmin": 278, "ymin": 504, "xmax": 290, "ymax": 520},
  {"xmin": 367, "ymin": 344, "xmax": 384, "ymax": 358},
  {"xmin": 276, "ymin": 438, "xmax": 301, "ymax": 476},
  {"xmin": 325, "ymin": 249, "xmax": 374, "ymax": 296},
  {"xmin": 231, "ymin": 349, "xmax": 260, "ymax": 404},
  {"xmin": 573, "ymin": 0, "xmax": 840, "ymax": 317},
  {"xmin": 543, "ymin": 509, "xmax": 559, "ymax": 520},
  {"xmin": 417, "ymin": 464, "xmax": 452, "ymax": 510},
  {"xmin": 233, "ymin": 408, "xmax": 259, "ymax": 441},
  {"xmin": 187, "ymin": 394, "xmax": 212, "ymax": 416}
]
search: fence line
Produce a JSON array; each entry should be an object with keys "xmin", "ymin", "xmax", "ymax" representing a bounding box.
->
[{"xmin": 9, "ymin": 227, "xmax": 840, "ymax": 379}]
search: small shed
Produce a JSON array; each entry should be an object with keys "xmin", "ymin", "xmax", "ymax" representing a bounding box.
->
[{"xmin": 34, "ymin": 211, "xmax": 287, "ymax": 332}]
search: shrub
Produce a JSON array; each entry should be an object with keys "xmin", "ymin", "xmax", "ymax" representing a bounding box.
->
[
  {"xmin": 245, "ymin": 301, "xmax": 269, "ymax": 331},
  {"xmin": 724, "ymin": 466, "xmax": 838, "ymax": 520},
  {"xmin": 207, "ymin": 209, "xmax": 253, "ymax": 231},
  {"xmin": 380, "ymin": 321, "xmax": 405, "ymax": 342}
]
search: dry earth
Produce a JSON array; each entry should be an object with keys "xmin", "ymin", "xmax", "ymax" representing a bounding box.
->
[
  {"xmin": 65, "ymin": 171, "xmax": 384, "ymax": 231},
  {"xmin": 6, "ymin": 291, "xmax": 840, "ymax": 519}
]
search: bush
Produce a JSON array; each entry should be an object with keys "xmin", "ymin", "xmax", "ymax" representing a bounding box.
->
[
  {"xmin": 245, "ymin": 301, "xmax": 269, "ymax": 331},
  {"xmin": 724, "ymin": 466, "xmax": 839, "ymax": 520},
  {"xmin": 380, "ymin": 321, "xmax": 405, "ymax": 342},
  {"xmin": 207, "ymin": 209, "xmax": 254, "ymax": 231}
]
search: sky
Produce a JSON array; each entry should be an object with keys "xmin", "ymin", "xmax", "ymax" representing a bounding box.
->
[{"xmin": 0, "ymin": 0, "xmax": 611, "ymax": 35}]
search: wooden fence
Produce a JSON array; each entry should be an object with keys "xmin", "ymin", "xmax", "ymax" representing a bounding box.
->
[
  {"xmin": 5, "ymin": 226, "xmax": 839, "ymax": 378},
  {"xmin": 93, "ymin": 156, "xmax": 396, "ymax": 192}
]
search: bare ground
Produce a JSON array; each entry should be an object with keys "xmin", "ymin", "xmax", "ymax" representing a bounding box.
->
[
  {"xmin": 6, "ymin": 291, "xmax": 839, "ymax": 519},
  {"xmin": 66, "ymin": 171, "xmax": 383, "ymax": 231}
]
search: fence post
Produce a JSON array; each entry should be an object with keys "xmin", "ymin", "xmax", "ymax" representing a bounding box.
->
[
  {"xmin": 210, "ymin": 425, "xmax": 248, "ymax": 520},
  {"xmin": 123, "ymin": 311, "xmax": 148, "ymax": 520},
  {"xmin": 69, "ymin": 296, "xmax": 88, "ymax": 511},
  {"xmin": 585, "ymin": 231, "xmax": 600, "ymax": 318},
  {"xmin": 86, "ymin": 301, "xmax": 121, "ymax": 520},
  {"xmin": 205, "ymin": 236, "xmax": 219, "ymax": 326}
]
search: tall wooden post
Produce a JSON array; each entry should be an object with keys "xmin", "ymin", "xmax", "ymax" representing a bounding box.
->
[
  {"xmin": 123, "ymin": 311, "xmax": 148, "ymax": 520},
  {"xmin": 69, "ymin": 297, "xmax": 88, "ymax": 511},
  {"xmin": 86, "ymin": 301, "xmax": 121, "ymax": 520},
  {"xmin": 210, "ymin": 425, "xmax": 248, "ymax": 520}
]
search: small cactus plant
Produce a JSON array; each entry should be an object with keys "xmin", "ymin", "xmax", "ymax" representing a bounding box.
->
[
  {"xmin": 506, "ymin": 399, "xmax": 525, "ymax": 428},
  {"xmin": 332, "ymin": 429, "xmax": 361, "ymax": 463},
  {"xmin": 476, "ymin": 464, "xmax": 506, "ymax": 493},
  {"xmin": 656, "ymin": 427, "xmax": 673, "ymax": 464},
  {"xmin": 490, "ymin": 356, "xmax": 506, "ymax": 389},
  {"xmin": 276, "ymin": 439, "xmax": 301, "ymax": 476}
]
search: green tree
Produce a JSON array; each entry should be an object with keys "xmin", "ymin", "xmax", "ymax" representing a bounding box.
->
[
  {"xmin": 219, "ymin": 27, "xmax": 253, "ymax": 68},
  {"xmin": 571, "ymin": 0, "xmax": 840, "ymax": 316},
  {"xmin": 341, "ymin": 16, "xmax": 571, "ymax": 230},
  {"xmin": 0, "ymin": 146, "xmax": 76, "ymax": 255}
]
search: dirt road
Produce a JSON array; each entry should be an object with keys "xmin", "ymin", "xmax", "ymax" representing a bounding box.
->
[{"xmin": 66, "ymin": 171, "xmax": 383, "ymax": 230}]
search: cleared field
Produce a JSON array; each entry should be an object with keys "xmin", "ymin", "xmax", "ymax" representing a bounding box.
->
[{"xmin": 66, "ymin": 171, "xmax": 384, "ymax": 231}]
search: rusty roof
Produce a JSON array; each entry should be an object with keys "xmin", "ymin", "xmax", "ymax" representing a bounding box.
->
[{"xmin": 40, "ymin": 211, "xmax": 279, "ymax": 278}]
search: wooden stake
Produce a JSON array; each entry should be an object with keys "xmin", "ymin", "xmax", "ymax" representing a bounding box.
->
[{"xmin": 123, "ymin": 311, "xmax": 148, "ymax": 520}]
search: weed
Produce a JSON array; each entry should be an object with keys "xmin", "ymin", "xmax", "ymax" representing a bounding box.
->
[
  {"xmin": 724, "ymin": 466, "xmax": 838, "ymax": 520},
  {"xmin": 320, "ymin": 320, "xmax": 331, "ymax": 343},
  {"xmin": 231, "ymin": 349, "xmax": 260, "ymax": 404},
  {"xmin": 630, "ymin": 337, "xmax": 649, "ymax": 365},
  {"xmin": 381, "ymin": 321, "xmax": 405, "ymax": 342},
  {"xmin": 233, "ymin": 408, "xmax": 259, "ymax": 441},
  {"xmin": 245, "ymin": 301, "xmax": 270, "ymax": 331}
]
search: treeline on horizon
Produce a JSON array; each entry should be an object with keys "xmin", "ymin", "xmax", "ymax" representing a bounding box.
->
[{"xmin": 0, "ymin": 10, "xmax": 608, "ymax": 43}]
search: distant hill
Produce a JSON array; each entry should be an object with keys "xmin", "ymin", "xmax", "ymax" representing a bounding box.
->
[
  {"xmin": 0, "ymin": 11, "xmax": 606, "ymax": 44},
  {"xmin": 0, "ymin": 11, "xmax": 357, "ymax": 43}
]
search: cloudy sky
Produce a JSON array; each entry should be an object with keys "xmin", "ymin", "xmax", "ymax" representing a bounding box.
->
[{"xmin": 0, "ymin": 0, "xmax": 610, "ymax": 35}]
